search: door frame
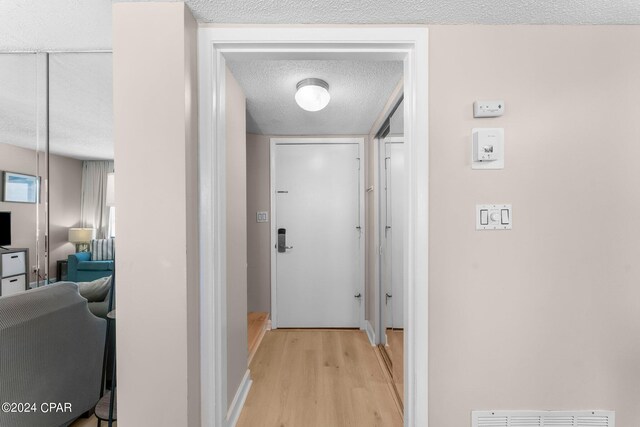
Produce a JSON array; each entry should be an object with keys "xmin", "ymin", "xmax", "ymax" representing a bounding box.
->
[
  {"xmin": 269, "ymin": 137, "xmax": 365, "ymax": 330},
  {"xmin": 198, "ymin": 26, "xmax": 429, "ymax": 427}
]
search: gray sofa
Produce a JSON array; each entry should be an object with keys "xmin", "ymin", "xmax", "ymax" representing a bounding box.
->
[
  {"xmin": 0, "ymin": 283, "xmax": 106, "ymax": 427},
  {"xmin": 56, "ymin": 277, "xmax": 113, "ymax": 319}
]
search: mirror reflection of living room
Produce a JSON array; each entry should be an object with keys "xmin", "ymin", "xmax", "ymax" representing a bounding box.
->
[{"xmin": 0, "ymin": 52, "xmax": 118, "ymax": 426}]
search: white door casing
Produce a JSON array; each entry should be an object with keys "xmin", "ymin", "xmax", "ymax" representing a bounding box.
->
[
  {"xmin": 272, "ymin": 140, "xmax": 362, "ymax": 328},
  {"xmin": 198, "ymin": 26, "xmax": 428, "ymax": 427}
]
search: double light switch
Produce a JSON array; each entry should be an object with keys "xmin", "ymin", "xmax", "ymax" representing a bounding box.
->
[{"xmin": 476, "ymin": 204, "xmax": 512, "ymax": 230}]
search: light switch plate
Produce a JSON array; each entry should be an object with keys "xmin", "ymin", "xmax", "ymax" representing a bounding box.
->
[
  {"xmin": 256, "ymin": 211, "xmax": 268, "ymax": 223},
  {"xmin": 476, "ymin": 204, "xmax": 512, "ymax": 230}
]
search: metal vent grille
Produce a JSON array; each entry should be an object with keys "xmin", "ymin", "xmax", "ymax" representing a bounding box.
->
[
  {"xmin": 473, "ymin": 411, "xmax": 615, "ymax": 427},
  {"xmin": 576, "ymin": 416, "xmax": 612, "ymax": 427}
]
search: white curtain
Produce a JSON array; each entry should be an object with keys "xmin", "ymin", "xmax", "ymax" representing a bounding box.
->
[{"xmin": 81, "ymin": 160, "xmax": 114, "ymax": 239}]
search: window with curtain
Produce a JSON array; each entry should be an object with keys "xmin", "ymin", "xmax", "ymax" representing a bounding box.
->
[{"xmin": 80, "ymin": 160, "xmax": 114, "ymax": 239}]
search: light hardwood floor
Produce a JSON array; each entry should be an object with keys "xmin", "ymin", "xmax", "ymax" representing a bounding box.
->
[
  {"xmin": 386, "ymin": 329, "xmax": 404, "ymax": 403},
  {"xmin": 248, "ymin": 312, "xmax": 269, "ymax": 364},
  {"xmin": 70, "ymin": 414, "xmax": 115, "ymax": 426},
  {"xmin": 237, "ymin": 329, "xmax": 403, "ymax": 427}
]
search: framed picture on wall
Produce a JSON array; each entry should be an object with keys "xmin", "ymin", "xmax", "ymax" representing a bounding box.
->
[{"xmin": 2, "ymin": 171, "xmax": 40, "ymax": 204}]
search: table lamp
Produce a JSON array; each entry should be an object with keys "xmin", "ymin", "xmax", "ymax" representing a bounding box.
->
[{"xmin": 68, "ymin": 228, "xmax": 96, "ymax": 252}]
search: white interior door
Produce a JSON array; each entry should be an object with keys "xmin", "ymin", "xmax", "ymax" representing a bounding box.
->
[
  {"xmin": 381, "ymin": 139, "xmax": 404, "ymax": 330},
  {"xmin": 274, "ymin": 141, "xmax": 361, "ymax": 328}
]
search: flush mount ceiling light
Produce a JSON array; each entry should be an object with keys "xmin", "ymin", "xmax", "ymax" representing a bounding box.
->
[{"xmin": 295, "ymin": 78, "xmax": 330, "ymax": 112}]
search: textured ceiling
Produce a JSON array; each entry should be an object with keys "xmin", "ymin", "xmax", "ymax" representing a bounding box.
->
[
  {"xmin": 1, "ymin": 0, "xmax": 640, "ymax": 52},
  {"xmin": 0, "ymin": 53, "xmax": 113, "ymax": 160},
  {"xmin": 138, "ymin": 0, "xmax": 640, "ymax": 25},
  {"xmin": 227, "ymin": 60, "xmax": 403, "ymax": 135}
]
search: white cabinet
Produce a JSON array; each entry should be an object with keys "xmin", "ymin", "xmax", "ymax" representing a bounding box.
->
[{"xmin": 0, "ymin": 249, "xmax": 28, "ymax": 297}]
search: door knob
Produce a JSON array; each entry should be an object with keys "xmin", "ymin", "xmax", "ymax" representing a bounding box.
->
[
  {"xmin": 354, "ymin": 293, "xmax": 362, "ymax": 299},
  {"xmin": 385, "ymin": 293, "xmax": 392, "ymax": 304}
]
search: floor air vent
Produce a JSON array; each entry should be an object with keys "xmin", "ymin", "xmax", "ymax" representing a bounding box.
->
[{"xmin": 472, "ymin": 411, "xmax": 615, "ymax": 427}]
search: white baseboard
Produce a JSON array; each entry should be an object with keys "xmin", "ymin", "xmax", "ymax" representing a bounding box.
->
[
  {"xmin": 226, "ymin": 369, "xmax": 252, "ymax": 427},
  {"xmin": 364, "ymin": 320, "xmax": 376, "ymax": 346}
]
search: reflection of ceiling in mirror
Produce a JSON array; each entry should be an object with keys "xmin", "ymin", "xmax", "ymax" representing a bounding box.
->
[
  {"xmin": 50, "ymin": 53, "xmax": 113, "ymax": 160},
  {"xmin": 0, "ymin": 52, "xmax": 113, "ymax": 161},
  {"xmin": 0, "ymin": 0, "xmax": 111, "ymax": 51},
  {"xmin": 0, "ymin": 54, "xmax": 37, "ymax": 150}
]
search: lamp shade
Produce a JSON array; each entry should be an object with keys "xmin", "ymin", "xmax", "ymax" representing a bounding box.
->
[
  {"xmin": 68, "ymin": 228, "xmax": 96, "ymax": 244},
  {"xmin": 295, "ymin": 78, "xmax": 330, "ymax": 112},
  {"xmin": 106, "ymin": 173, "xmax": 115, "ymax": 207}
]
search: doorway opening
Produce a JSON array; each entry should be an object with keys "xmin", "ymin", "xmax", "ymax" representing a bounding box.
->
[{"xmin": 198, "ymin": 26, "xmax": 428, "ymax": 427}]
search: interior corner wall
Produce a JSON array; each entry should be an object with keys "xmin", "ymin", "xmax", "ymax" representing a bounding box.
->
[
  {"xmin": 428, "ymin": 25, "xmax": 640, "ymax": 426},
  {"xmin": 184, "ymin": 6, "xmax": 200, "ymax": 426},
  {"xmin": 226, "ymin": 67, "xmax": 248, "ymax": 410},
  {"xmin": 113, "ymin": 3, "xmax": 200, "ymax": 426},
  {"xmin": 246, "ymin": 133, "xmax": 271, "ymax": 313}
]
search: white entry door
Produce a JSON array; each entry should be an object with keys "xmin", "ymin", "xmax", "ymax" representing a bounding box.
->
[{"xmin": 273, "ymin": 140, "xmax": 361, "ymax": 328}]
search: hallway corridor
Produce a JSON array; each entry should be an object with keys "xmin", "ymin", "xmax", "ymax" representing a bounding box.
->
[{"xmin": 237, "ymin": 329, "xmax": 402, "ymax": 427}]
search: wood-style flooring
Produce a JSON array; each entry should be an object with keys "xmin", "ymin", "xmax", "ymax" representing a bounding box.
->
[
  {"xmin": 248, "ymin": 312, "xmax": 269, "ymax": 364},
  {"xmin": 70, "ymin": 414, "xmax": 115, "ymax": 426},
  {"xmin": 386, "ymin": 329, "xmax": 404, "ymax": 403},
  {"xmin": 237, "ymin": 329, "xmax": 403, "ymax": 427}
]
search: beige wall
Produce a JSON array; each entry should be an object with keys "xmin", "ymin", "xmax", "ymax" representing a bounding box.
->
[
  {"xmin": 113, "ymin": 3, "xmax": 200, "ymax": 426},
  {"xmin": 0, "ymin": 143, "xmax": 82, "ymax": 281},
  {"xmin": 49, "ymin": 153, "xmax": 83, "ymax": 277},
  {"xmin": 226, "ymin": 68, "xmax": 248, "ymax": 409},
  {"xmin": 429, "ymin": 26, "xmax": 640, "ymax": 426},
  {"xmin": 246, "ymin": 133, "xmax": 271, "ymax": 313},
  {"xmin": 184, "ymin": 7, "xmax": 200, "ymax": 424}
]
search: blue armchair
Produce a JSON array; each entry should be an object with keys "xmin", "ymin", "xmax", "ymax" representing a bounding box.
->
[{"xmin": 67, "ymin": 252, "xmax": 114, "ymax": 282}]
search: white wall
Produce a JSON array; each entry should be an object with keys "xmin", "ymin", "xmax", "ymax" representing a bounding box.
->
[
  {"xmin": 429, "ymin": 25, "xmax": 640, "ymax": 426},
  {"xmin": 226, "ymin": 67, "xmax": 248, "ymax": 409},
  {"xmin": 113, "ymin": 3, "xmax": 200, "ymax": 426}
]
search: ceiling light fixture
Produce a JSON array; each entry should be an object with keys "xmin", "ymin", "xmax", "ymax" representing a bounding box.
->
[{"xmin": 295, "ymin": 78, "xmax": 330, "ymax": 112}]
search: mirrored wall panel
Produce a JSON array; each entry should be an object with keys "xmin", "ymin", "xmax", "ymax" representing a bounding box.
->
[
  {"xmin": 0, "ymin": 53, "xmax": 45, "ymax": 293},
  {"xmin": 49, "ymin": 52, "xmax": 114, "ymax": 284},
  {"xmin": 0, "ymin": 52, "xmax": 113, "ymax": 293},
  {"xmin": 379, "ymin": 97, "xmax": 404, "ymax": 405}
]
